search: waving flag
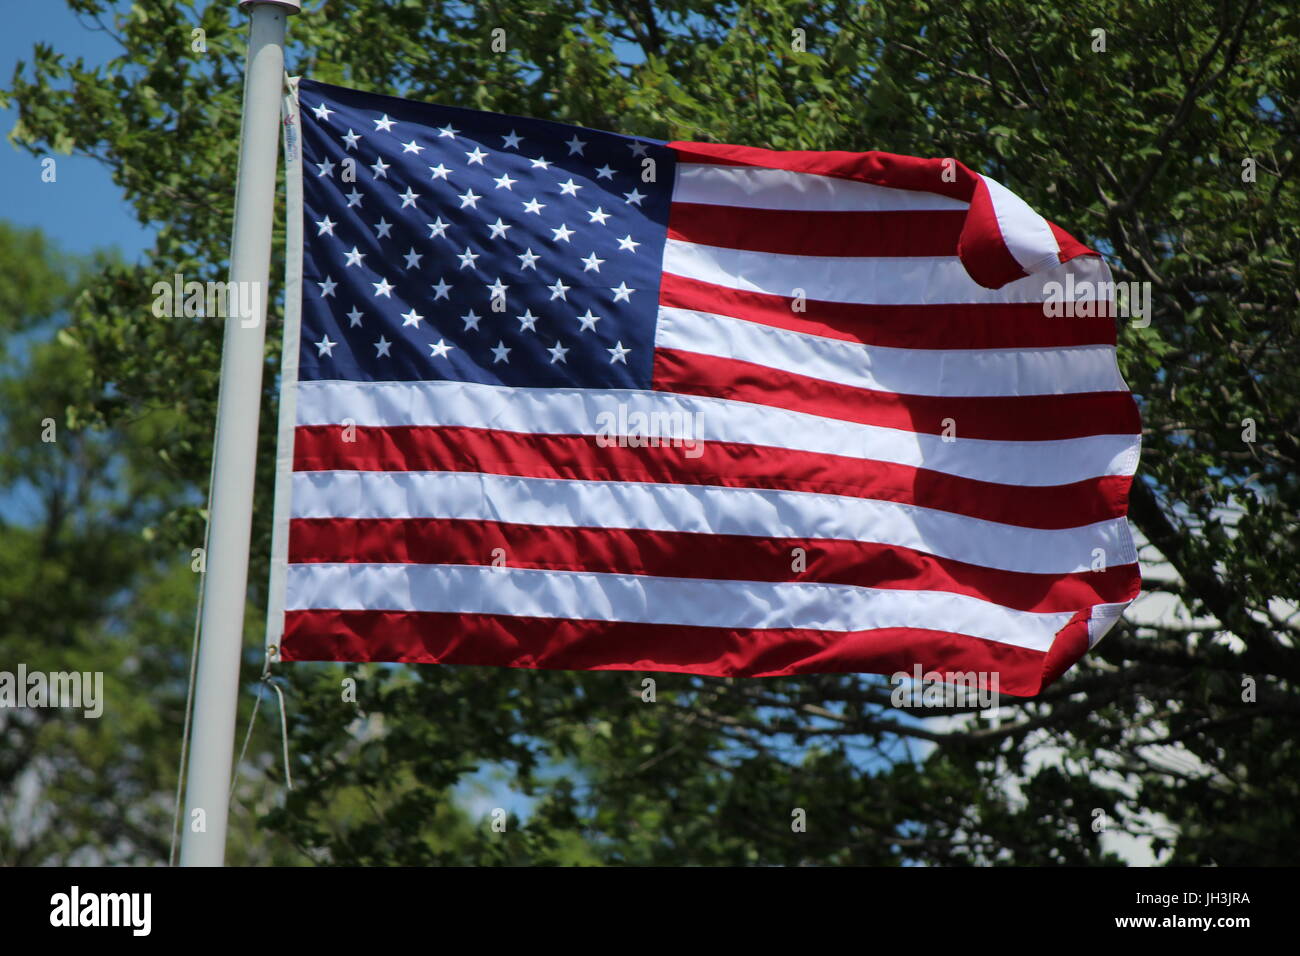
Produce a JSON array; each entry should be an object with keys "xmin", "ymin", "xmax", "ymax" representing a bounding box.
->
[{"xmin": 265, "ymin": 78, "xmax": 1141, "ymax": 697}]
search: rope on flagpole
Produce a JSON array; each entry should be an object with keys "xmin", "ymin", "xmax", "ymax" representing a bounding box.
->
[
  {"xmin": 269, "ymin": 678, "xmax": 294, "ymax": 791},
  {"xmin": 168, "ymin": 435, "xmax": 222, "ymax": 867},
  {"xmin": 167, "ymin": 589, "xmax": 202, "ymax": 867},
  {"xmin": 227, "ymin": 664, "xmax": 295, "ymax": 809},
  {"xmin": 228, "ymin": 680, "xmax": 265, "ymax": 801}
]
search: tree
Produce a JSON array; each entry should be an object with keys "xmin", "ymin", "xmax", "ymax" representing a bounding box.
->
[
  {"xmin": 0, "ymin": 222, "xmax": 195, "ymax": 862},
  {"xmin": 5, "ymin": 0, "xmax": 1297, "ymax": 864}
]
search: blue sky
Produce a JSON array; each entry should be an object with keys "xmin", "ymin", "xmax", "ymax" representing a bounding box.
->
[{"xmin": 2, "ymin": 3, "xmax": 155, "ymax": 259}]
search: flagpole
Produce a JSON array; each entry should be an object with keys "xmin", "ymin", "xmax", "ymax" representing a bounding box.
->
[{"xmin": 179, "ymin": 0, "xmax": 301, "ymax": 867}]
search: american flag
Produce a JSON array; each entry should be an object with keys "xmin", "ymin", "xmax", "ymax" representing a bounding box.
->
[{"xmin": 265, "ymin": 78, "xmax": 1141, "ymax": 697}]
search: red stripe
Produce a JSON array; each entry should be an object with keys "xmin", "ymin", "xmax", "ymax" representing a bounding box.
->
[
  {"xmin": 653, "ymin": 348, "xmax": 1141, "ymax": 441},
  {"xmin": 667, "ymin": 202, "xmax": 967, "ymax": 258},
  {"xmin": 293, "ymin": 425, "xmax": 1133, "ymax": 530},
  {"xmin": 668, "ymin": 142, "xmax": 980, "ymax": 202},
  {"xmin": 958, "ymin": 175, "xmax": 1029, "ymax": 289},
  {"xmin": 1048, "ymin": 221, "xmax": 1095, "ymax": 265},
  {"xmin": 288, "ymin": 517, "xmax": 1141, "ymax": 613},
  {"xmin": 657, "ymin": 273, "xmax": 1117, "ymax": 349},
  {"xmin": 281, "ymin": 609, "xmax": 1076, "ymax": 697},
  {"xmin": 1042, "ymin": 609, "xmax": 1093, "ymax": 690},
  {"xmin": 668, "ymin": 143, "xmax": 1098, "ymax": 290}
]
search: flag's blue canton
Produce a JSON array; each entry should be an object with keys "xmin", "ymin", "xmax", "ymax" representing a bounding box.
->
[{"xmin": 297, "ymin": 79, "xmax": 674, "ymax": 390}]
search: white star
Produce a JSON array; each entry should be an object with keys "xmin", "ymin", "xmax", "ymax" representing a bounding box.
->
[
  {"xmin": 516, "ymin": 248, "xmax": 540, "ymax": 270},
  {"xmin": 403, "ymin": 248, "xmax": 423, "ymax": 269},
  {"xmin": 550, "ymin": 223, "xmax": 575, "ymax": 242},
  {"xmin": 516, "ymin": 309, "xmax": 539, "ymax": 332},
  {"xmin": 315, "ymin": 335, "xmax": 337, "ymax": 355},
  {"xmin": 401, "ymin": 308, "xmax": 425, "ymax": 328},
  {"xmin": 399, "ymin": 186, "xmax": 420, "ymax": 208},
  {"xmin": 522, "ymin": 197, "xmax": 546, "ymax": 215},
  {"xmin": 458, "ymin": 188, "xmax": 482, "ymax": 209},
  {"xmin": 427, "ymin": 217, "xmax": 450, "ymax": 239},
  {"xmin": 311, "ymin": 102, "xmax": 334, "ymax": 122},
  {"xmin": 372, "ymin": 278, "xmax": 394, "ymax": 297},
  {"xmin": 315, "ymin": 216, "xmax": 337, "ymax": 236},
  {"xmin": 341, "ymin": 128, "xmax": 360, "ymax": 149},
  {"xmin": 548, "ymin": 341, "xmax": 570, "ymax": 363},
  {"xmin": 402, "ymin": 140, "xmax": 425, "ymax": 155},
  {"xmin": 346, "ymin": 306, "xmax": 364, "ymax": 327},
  {"xmin": 558, "ymin": 178, "xmax": 582, "ymax": 196},
  {"xmin": 529, "ymin": 156, "xmax": 552, "ymax": 170},
  {"xmin": 611, "ymin": 281, "xmax": 635, "ymax": 302},
  {"xmin": 437, "ymin": 123, "xmax": 459, "ymax": 139},
  {"xmin": 594, "ymin": 164, "xmax": 615, "ymax": 180},
  {"xmin": 428, "ymin": 163, "xmax": 452, "ymax": 180},
  {"xmin": 429, "ymin": 338, "xmax": 454, "ymax": 358},
  {"xmin": 564, "ymin": 134, "xmax": 587, "ymax": 156},
  {"xmin": 374, "ymin": 335, "xmax": 392, "ymax": 357},
  {"xmin": 487, "ymin": 218, "xmax": 512, "ymax": 239},
  {"xmin": 501, "ymin": 129, "xmax": 523, "ymax": 149},
  {"xmin": 346, "ymin": 188, "xmax": 364, "ymax": 207},
  {"xmin": 487, "ymin": 278, "xmax": 509, "ymax": 299},
  {"xmin": 374, "ymin": 218, "xmax": 393, "ymax": 238},
  {"xmin": 317, "ymin": 276, "xmax": 337, "ymax": 297},
  {"xmin": 491, "ymin": 341, "xmax": 511, "ymax": 363},
  {"xmin": 617, "ymin": 234, "xmax": 640, "ymax": 252},
  {"xmin": 315, "ymin": 158, "xmax": 335, "ymax": 177},
  {"xmin": 493, "ymin": 172, "xmax": 517, "ymax": 190},
  {"xmin": 577, "ymin": 309, "xmax": 601, "ymax": 332},
  {"xmin": 461, "ymin": 309, "xmax": 482, "ymax": 331},
  {"xmin": 431, "ymin": 278, "xmax": 453, "ymax": 300},
  {"xmin": 457, "ymin": 246, "xmax": 480, "ymax": 270},
  {"xmin": 627, "ymin": 142, "xmax": 649, "ymax": 157},
  {"xmin": 608, "ymin": 341, "xmax": 631, "ymax": 363},
  {"xmin": 343, "ymin": 246, "xmax": 366, "ymax": 268},
  {"xmin": 587, "ymin": 206, "xmax": 611, "ymax": 225},
  {"xmin": 548, "ymin": 278, "xmax": 571, "ymax": 300},
  {"xmin": 373, "ymin": 114, "xmax": 395, "ymax": 132},
  {"xmin": 623, "ymin": 188, "xmax": 646, "ymax": 205},
  {"xmin": 580, "ymin": 252, "xmax": 605, "ymax": 272},
  {"xmin": 465, "ymin": 146, "xmax": 488, "ymax": 165},
  {"xmin": 370, "ymin": 156, "xmax": 391, "ymax": 178}
]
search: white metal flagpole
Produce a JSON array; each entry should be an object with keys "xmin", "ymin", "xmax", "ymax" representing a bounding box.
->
[{"xmin": 179, "ymin": 0, "xmax": 301, "ymax": 868}]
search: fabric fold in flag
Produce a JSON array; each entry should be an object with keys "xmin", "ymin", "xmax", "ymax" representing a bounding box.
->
[{"xmin": 265, "ymin": 77, "xmax": 1142, "ymax": 697}]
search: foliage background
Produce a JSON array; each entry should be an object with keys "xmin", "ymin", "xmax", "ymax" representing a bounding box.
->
[{"xmin": 1, "ymin": 0, "xmax": 1297, "ymax": 864}]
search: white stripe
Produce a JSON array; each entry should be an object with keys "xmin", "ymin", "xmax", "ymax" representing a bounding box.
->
[
  {"xmin": 289, "ymin": 471, "xmax": 1137, "ymax": 574},
  {"xmin": 662, "ymin": 237, "xmax": 1111, "ymax": 306},
  {"xmin": 672, "ymin": 163, "xmax": 970, "ymax": 212},
  {"xmin": 1087, "ymin": 601, "xmax": 1129, "ymax": 649},
  {"xmin": 286, "ymin": 563, "xmax": 1075, "ymax": 653},
  {"xmin": 295, "ymin": 379, "xmax": 1141, "ymax": 486},
  {"xmin": 980, "ymin": 175, "xmax": 1061, "ymax": 274},
  {"xmin": 655, "ymin": 306, "xmax": 1128, "ymax": 397}
]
